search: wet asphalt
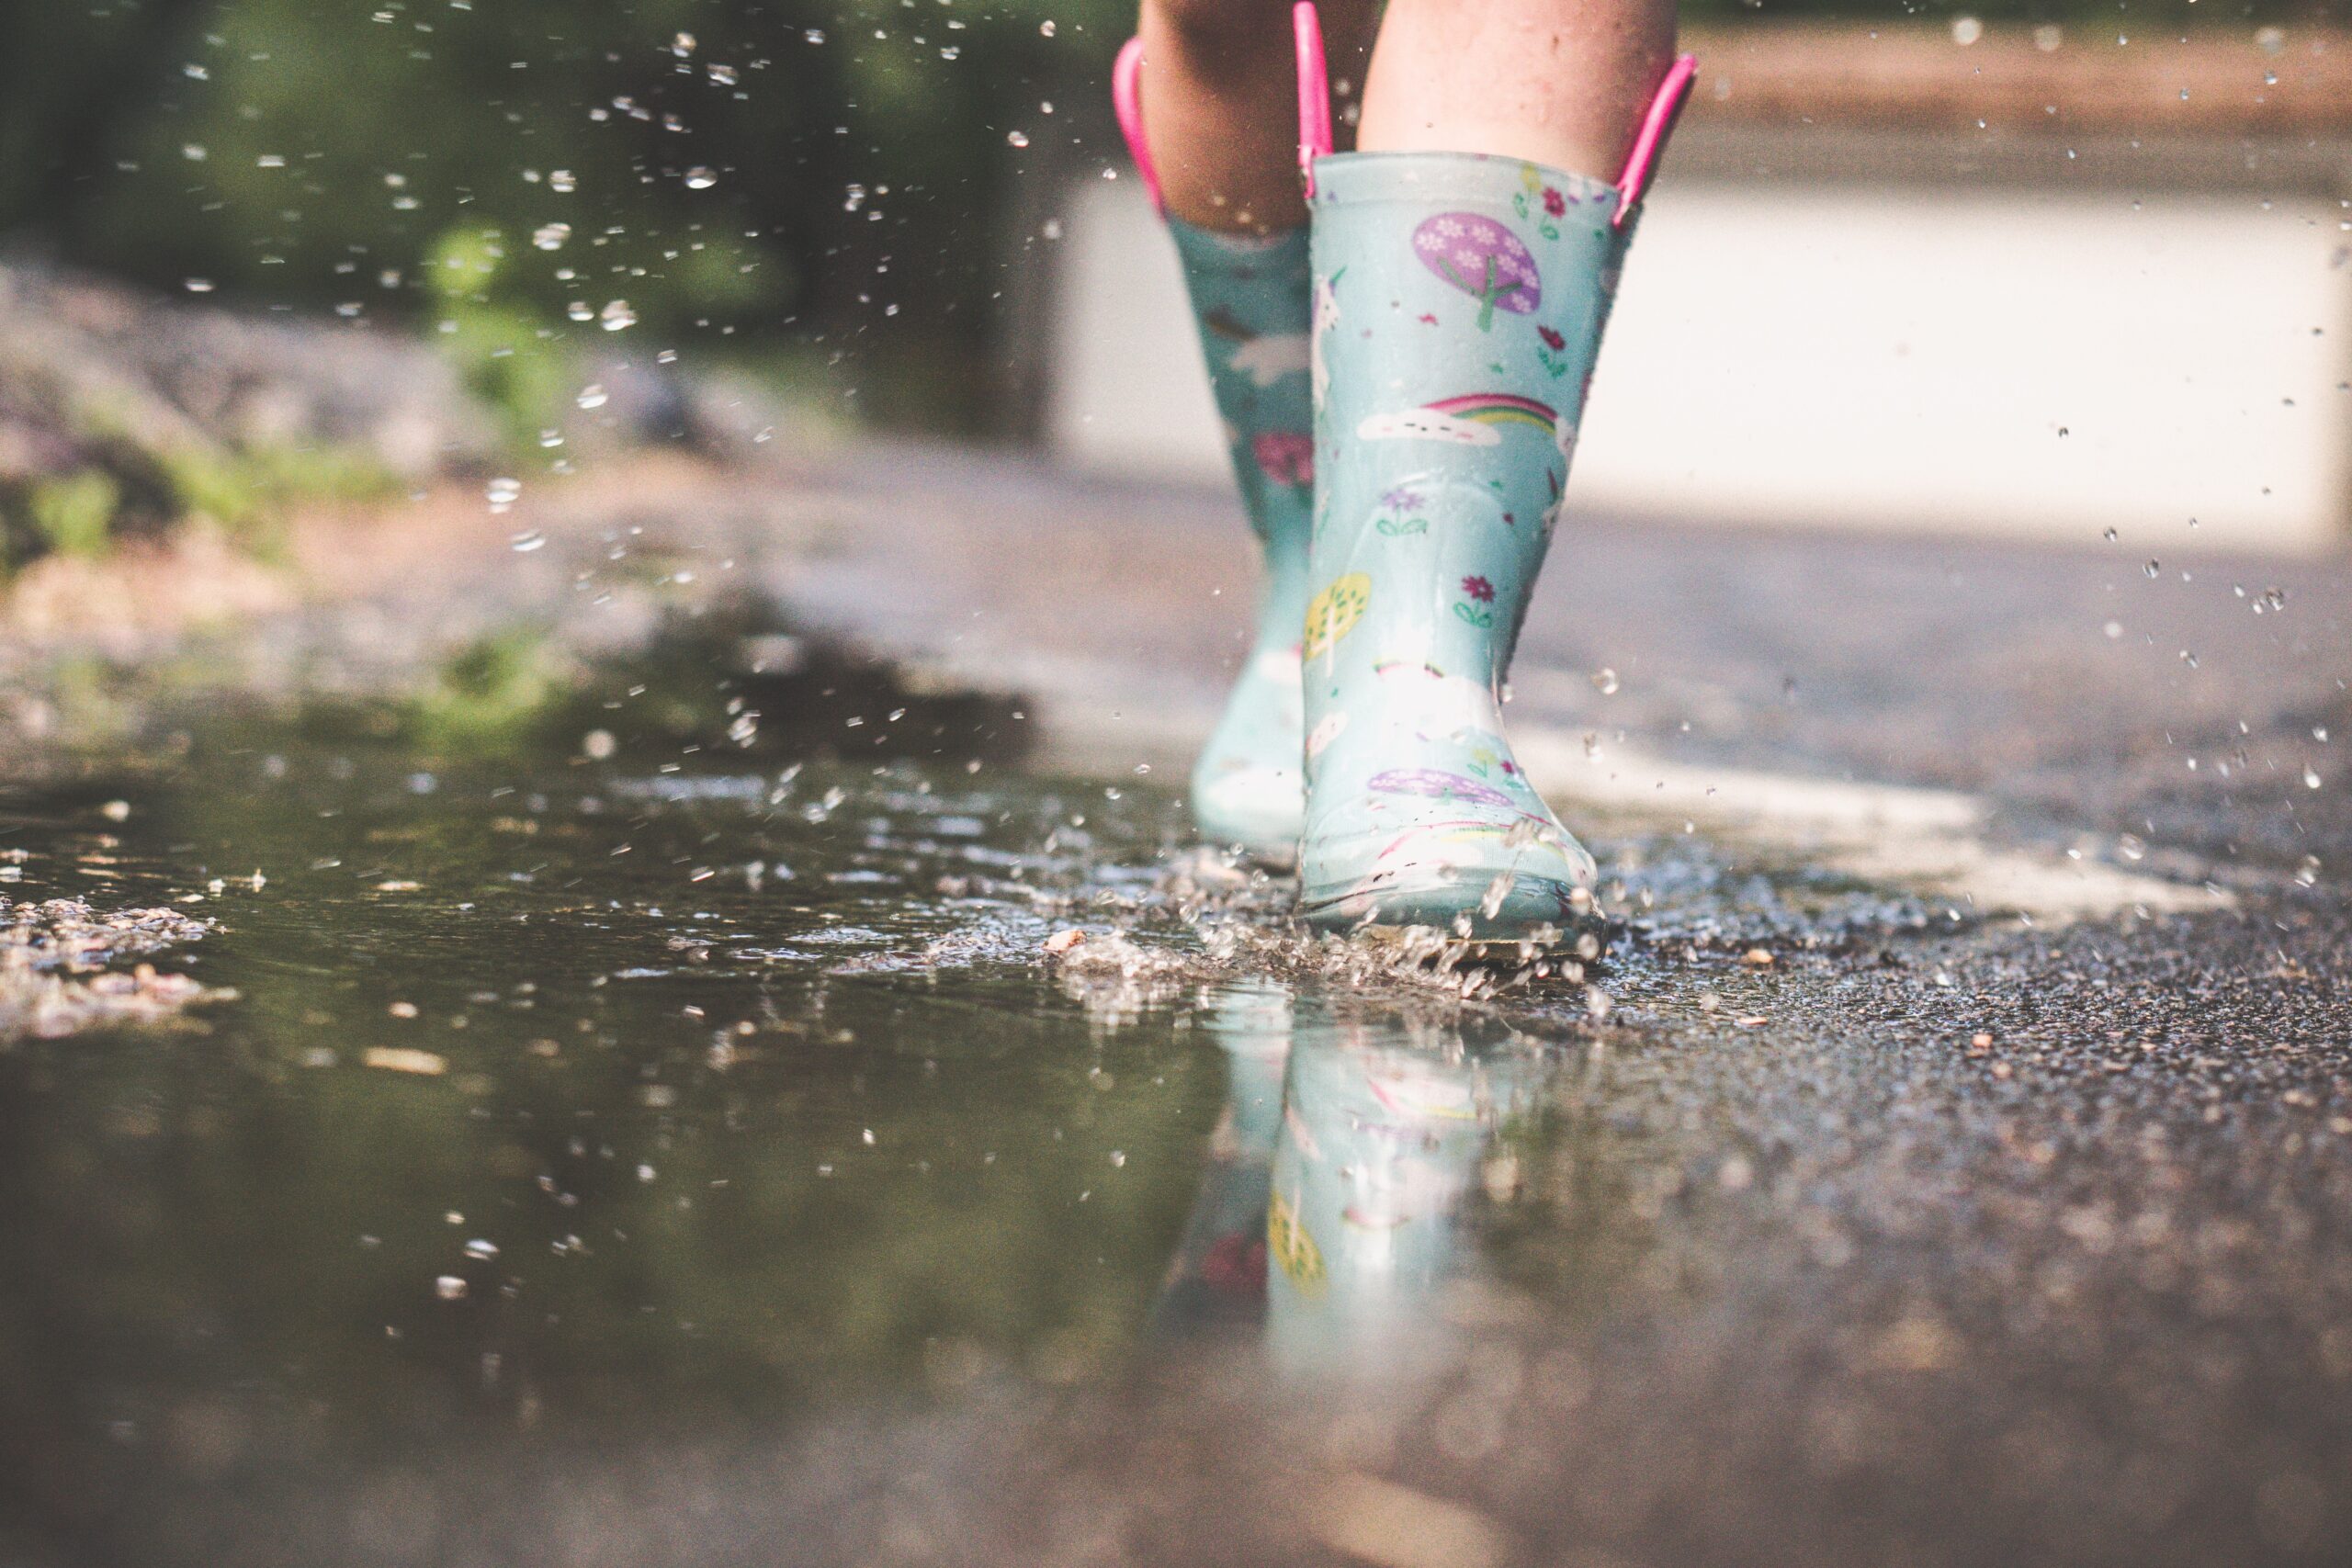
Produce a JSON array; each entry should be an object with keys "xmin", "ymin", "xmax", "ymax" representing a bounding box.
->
[
  {"xmin": 765, "ymin": 446, "xmax": 2352, "ymax": 1565},
  {"xmin": 3, "ymin": 442, "xmax": 2350, "ymax": 1566}
]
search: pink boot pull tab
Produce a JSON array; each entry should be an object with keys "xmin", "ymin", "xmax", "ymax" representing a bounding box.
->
[
  {"xmin": 1112, "ymin": 36, "xmax": 1165, "ymax": 216},
  {"xmin": 1612, "ymin": 52, "xmax": 1699, "ymax": 230},
  {"xmin": 1294, "ymin": 2, "xmax": 1333, "ymax": 197}
]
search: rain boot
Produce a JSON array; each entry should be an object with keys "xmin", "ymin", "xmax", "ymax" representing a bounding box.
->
[
  {"xmin": 1290, "ymin": 5, "xmax": 1695, "ymax": 940},
  {"xmin": 1114, "ymin": 39, "xmax": 1314, "ymax": 858}
]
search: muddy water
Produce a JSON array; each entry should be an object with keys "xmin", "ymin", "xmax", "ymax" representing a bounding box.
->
[
  {"xmin": 0, "ymin": 658, "xmax": 1854, "ymax": 1512},
  {"xmin": 27, "ymin": 653, "xmax": 2328, "ymax": 1567}
]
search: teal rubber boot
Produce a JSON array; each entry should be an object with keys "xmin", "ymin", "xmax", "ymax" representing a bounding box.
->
[
  {"xmin": 1297, "ymin": 152, "xmax": 1639, "ymax": 939},
  {"xmin": 1169, "ymin": 221, "xmax": 1316, "ymax": 856},
  {"xmin": 1115, "ymin": 39, "xmax": 1313, "ymax": 858}
]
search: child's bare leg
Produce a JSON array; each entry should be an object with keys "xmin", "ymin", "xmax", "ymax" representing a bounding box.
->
[
  {"xmin": 1356, "ymin": 0, "xmax": 1677, "ymax": 177},
  {"xmin": 1137, "ymin": 0, "xmax": 1376, "ymax": 233}
]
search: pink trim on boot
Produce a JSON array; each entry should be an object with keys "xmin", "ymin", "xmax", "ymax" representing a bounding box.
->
[
  {"xmin": 1293, "ymin": 2, "xmax": 1332, "ymax": 197},
  {"xmin": 1112, "ymin": 36, "xmax": 1166, "ymax": 217},
  {"xmin": 1611, "ymin": 53, "xmax": 1698, "ymax": 229}
]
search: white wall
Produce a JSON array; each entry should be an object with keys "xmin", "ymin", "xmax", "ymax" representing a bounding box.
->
[{"xmin": 1046, "ymin": 175, "xmax": 2352, "ymax": 553}]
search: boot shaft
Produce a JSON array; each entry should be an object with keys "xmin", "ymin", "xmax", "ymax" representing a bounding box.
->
[
  {"xmin": 1305, "ymin": 152, "xmax": 1634, "ymax": 697},
  {"xmin": 1167, "ymin": 219, "xmax": 1316, "ymax": 559}
]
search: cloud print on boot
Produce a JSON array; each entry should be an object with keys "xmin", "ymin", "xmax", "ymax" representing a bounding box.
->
[{"xmin": 1355, "ymin": 409, "xmax": 1499, "ymax": 446}]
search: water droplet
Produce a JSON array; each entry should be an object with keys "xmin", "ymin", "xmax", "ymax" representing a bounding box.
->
[
  {"xmin": 486, "ymin": 477, "xmax": 521, "ymax": 513},
  {"xmin": 548, "ymin": 168, "xmax": 577, "ymax": 193},
  {"xmin": 1480, "ymin": 871, "xmax": 1516, "ymax": 920},
  {"xmin": 2305, "ymin": 767, "xmax": 2324, "ymax": 790},
  {"xmin": 435, "ymin": 1276, "xmax": 469, "ymax": 1301},
  {"xmin": 684, "ymin": 166, "xmax": 717, "ymax": 189},
  {"xmin": 2143, "ymin": 558, "xmax": 2161, "ymax": 578},
  {"xmin": 532, "ymin": 221, "xmax": 571, "ymax": 251},
  {"xmin": 509, "ymin": 531, "xmax": 547, "ymax": 553},
  {"xmin": 2118, "ymin": 833, "xmax": 2147, "ymax": 862},
  {"xmin": 1590, "ymin": 667, "xmax": 1620, "ymax": 695},
  {"xmin": 2296, "ymin": 855, "xmax": 2322, "ymax": 887},
  {"xmin": 464, "ymin": 1239, "xmax": 500, "ymax": 1260},
  {"xmin": 566, "ymin": 300, "xmax": 593, "ymax": 321},
  {"xmin": 599, "ymin": 299, "xmax": 637, "ymax": 332},
  {"xmin": 1006, "ymin": 130, "xmax": 1030, "ymax": 148},
  {"xmin": 1040, "ymin": 19, "xmax": 1057, "ymax": 37},
  {"xmin": 184, "ymin": 278, "xmax": 215, "ymax": 294},
  {"xmin": 709, "ymin": 63, "xmax": 738, "ymax": 85},
  {"xmin": 576, "ymin": 382, "xmax": 609, "ymax": 410},
  {"xmin": 673, "ymin": 30, "xmax": 696, "ymax": 56},
  {"xmin": 582, "ymin": 729, "xmax": 617, "ymax": 761},
  {"xmin": 803, "ymin": 27, "xmax": 826, "ymax": 44}
]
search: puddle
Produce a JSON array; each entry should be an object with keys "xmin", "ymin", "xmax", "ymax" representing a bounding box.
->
[{"xmin": 0, "ymin": 629, "xmax": 2269, "ymax": 1564}]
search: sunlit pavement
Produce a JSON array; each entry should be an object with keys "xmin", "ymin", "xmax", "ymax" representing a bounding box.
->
[
  {"xmin": 764, "ymin": 444, "xmax": 2352, "ymax": 1563},
  {"xmin": 5, "ymin": 440, "xmax": 2352, "ymax": 1567},
  {"xmin": 782, "ymin": 440, "xmax": 2352, "ymax": 897}
]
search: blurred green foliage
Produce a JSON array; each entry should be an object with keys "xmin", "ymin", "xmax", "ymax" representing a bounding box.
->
[
  {"xmin": 1, "ymin": 0, "xmax": 1136, "ymax": 436},
  {"xmin": 20, "ymin": 470, "xmax": 121, "ymax": 558},
  {"xmin": 0, "ymin": 0, "xmax": 2335, "ymax": 442}
]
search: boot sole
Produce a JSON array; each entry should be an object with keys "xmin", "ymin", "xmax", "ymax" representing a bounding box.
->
[{"xmin": 1297, "ymin": 867, "xmax": 1598, "ymax": 947}]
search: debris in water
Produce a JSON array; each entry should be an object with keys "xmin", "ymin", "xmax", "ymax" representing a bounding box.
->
[
  {"xmin": 1, "ymin": 897, "xmax": 220, "ymax": 1042},
  {"xmin": 364, "ymin": 1046, "xmax": 448, "ymax": 1076}
]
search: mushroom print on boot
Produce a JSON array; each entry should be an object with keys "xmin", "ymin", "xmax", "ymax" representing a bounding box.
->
[
  {"xmin": 1298, "ymin": 149, "xmax": 1668, "ymax": 939},
  {"xmin": 1114, "ymin": 40, "xmax": 1316, "ymax": 857}
]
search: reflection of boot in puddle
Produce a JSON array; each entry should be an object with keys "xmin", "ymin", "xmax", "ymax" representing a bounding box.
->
[
  {"xmin": 1265, "ymin": 1014, "xmax": 1533, "ymax": 1379},
  {"xmin": 1149, "ymin": 983, "xmax": 1295, "ymax": 1337}
]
